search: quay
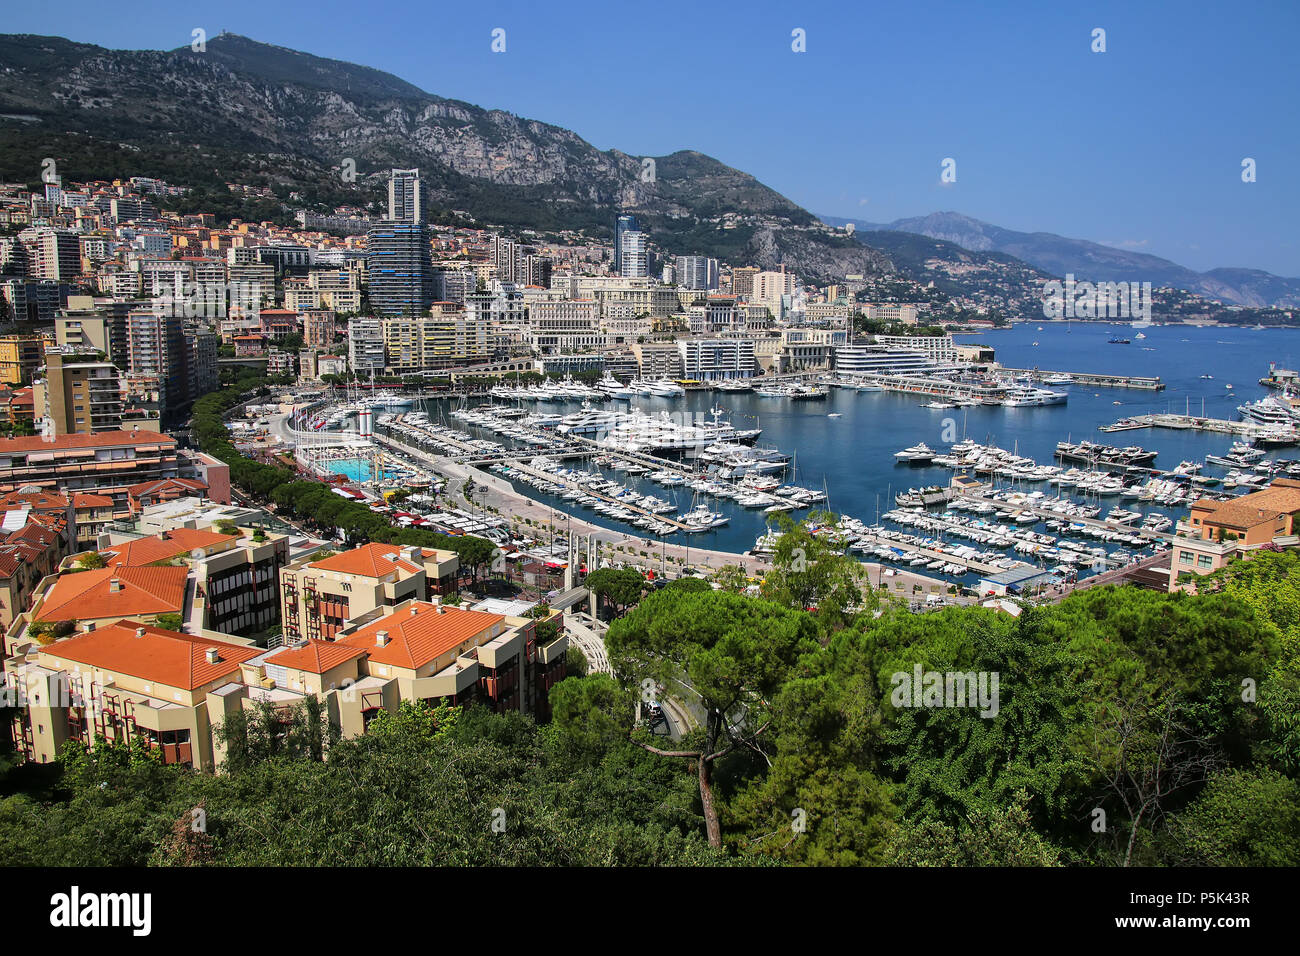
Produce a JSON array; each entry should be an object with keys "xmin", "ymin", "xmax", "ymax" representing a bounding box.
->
[
  {"xmin": 1101, "ymin": 413, "xmax": 1294, "ymax": 440},
  {"xmin": 1000, "ymin": 367, "xmax": 1165, "ymax": 390}
]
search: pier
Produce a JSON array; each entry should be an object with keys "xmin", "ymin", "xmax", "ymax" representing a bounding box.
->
[
  {"xmin": 1000, "ymin": 367, "xmax": 1166, "ymax": 390},
  {"xmin": 957, "ymin": 492, "xmax": 1176, "ymax": 544},
  {"xmin": 1101, "ymin": 413, "xmax": 1295, "ymax": 440},
  {"xmin": 850, "ymin": 528, "xmax": 1018, "ymax": 577}
]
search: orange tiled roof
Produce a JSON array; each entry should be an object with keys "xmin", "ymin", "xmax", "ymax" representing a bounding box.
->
[
  {"xmin": 127, "ymin": 477, "xmax": 206, "ymax": 497},
  {"xmin": 266, "ymin": 639, "xmax": 367, "ymax": 674},
  {"xmin": 72, "ymin": 493, "xmax": 114, "ymax": 508},
  {"xmin": 339, "ymin": 602, "xmax": 504, "ymax": 670},
  {"xmin": 0, "ymin": 430, "xmax": 176, "ymax": 453},
  {"xmin": 103, "ymin": 528, "xmax": 236, "ymax": 568},
  {"xmin": 37, "ymin": 566, "xmax": 188, "ymax": 622},
  {"xmin": 308, "ymin": 542, "xmax": 422, "ymax": 577},
  {"xmin": 43, "ymin": 620, "xmax": 259, "ymax": 691},
  {"xmin": 0, "ymin": 489, "xmax": 70, "ymax": 510}
]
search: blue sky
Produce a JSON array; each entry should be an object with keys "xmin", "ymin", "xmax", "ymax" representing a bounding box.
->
[{"xmin": 8, "ymin": 0, "xmax": 1299, "ymax": 275}]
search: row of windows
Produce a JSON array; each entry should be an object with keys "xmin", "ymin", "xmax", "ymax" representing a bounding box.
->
[{"xmin": 1178, "ymin": 551, "xmax": 1215, "ymax": 568}]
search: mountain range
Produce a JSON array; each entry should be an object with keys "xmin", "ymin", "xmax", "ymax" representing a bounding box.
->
[
  {"xmin": 0, "ymin": 33, "xmax": 888, "ymax": 281},
  {"xmin": 0, "ymin": 33, "xmax": 1291, "ymax": 311},
  {"xmin": 822, "ymin": 212, "xmax": 1300, "ymax": 309}
]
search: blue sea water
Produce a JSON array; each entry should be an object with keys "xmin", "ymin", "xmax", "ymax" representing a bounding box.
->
[{"xmin": 424, "ymin": 322, "xmax": 1300, "ymax": 559}]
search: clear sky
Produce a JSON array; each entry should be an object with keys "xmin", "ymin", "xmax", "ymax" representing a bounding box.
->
[{"xmin": 7, "ymin": 0, "xmax": 1298, "ymax": 275}]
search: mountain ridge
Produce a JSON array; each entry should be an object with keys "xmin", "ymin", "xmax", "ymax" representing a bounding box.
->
[
  {"xmin": 0, "ymin": 32, "xmax": 889, "ymax": 281},
  {"xmin": 821, "ymin": 211, "xmax": 1300, "ymax": 308}
]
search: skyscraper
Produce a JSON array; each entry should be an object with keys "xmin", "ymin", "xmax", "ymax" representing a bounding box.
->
[
  {"xmin": 367, "ymin": 221, "xmax": 435, "ymax": 317},
  {"xmin": 619, "ymin": 229, "xmax": 648, "ymax": 278},
  {"xmin": 675, "ymin": 256, "xmax": 719, "ymax": 290},
  {"xmin": 614, "ymin": 215, "xmax": 639, "ymax": 274},
  {"xmin": 388, "ymin": 169, "xmax": 423, "ymax": 223}
]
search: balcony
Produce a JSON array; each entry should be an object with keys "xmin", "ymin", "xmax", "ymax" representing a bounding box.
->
[
  {"xmin": 477, "ymin": 629, "xmax": 523, "ymax": 669},
  {"xmin": 537, "ymin": 632, "xmax": 568, "ymax": 665},
  {"xmin": 410, "ymin": 656, "xmax": 480, "ymax": 699}
]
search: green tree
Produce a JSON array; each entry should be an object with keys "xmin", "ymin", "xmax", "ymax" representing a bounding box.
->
[{"xmin": 606, "ymin": 589, "xmax": 820, "ymax": 847}]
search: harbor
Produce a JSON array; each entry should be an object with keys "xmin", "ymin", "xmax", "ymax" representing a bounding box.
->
[{"xmin": 256, "ymin": 323, "xmax": 1300, "ymax": 597}]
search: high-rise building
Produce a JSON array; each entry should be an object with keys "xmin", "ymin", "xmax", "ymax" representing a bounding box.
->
[
  {"xmin": 348, "ymin": 317, "xmax": 386, "ymax": 373},
  {"xmin": 36, "ymin": 351, "xmax": 124, "ymax": 436},
  {"xmin": 614, "ymin": 215, "xmax": 639, "ymax": 274},
  {"xmin": 28, "ymin": 229, "xmax": 81, "ymax": 282},
  {"xmin": 731, "ymin": 266, "xmax": 761, "ymax": 299},
  {"xmin": 187, "ymin": 329, "xmax": 219, "ymax": 399},
  {"xmin": 619, "ymin": 230, "xmax": 648, "ymax": 279},
  {"xmin": 388, "ymin": 169, "xmax": 423, "ymax": 223},
  {"xmin": 126, "ymin": 311, "xmax": 190, "ymax": 414},
  {"xmin": 676, "ymin": 256, "xmax": 719, "ymax": 290},
  {"xmin": 367, "ymin": 221, "xmax": 435, "ymax": 317}
]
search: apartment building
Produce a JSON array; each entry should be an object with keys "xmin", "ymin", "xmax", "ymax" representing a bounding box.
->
[
  {"xmin": 4, "ymin": 621, "xmax": 261, "ymax": 768},
  {"xmin": 632, "ymin": 342, "xmax": 685, "ymax": 378},
  {"xmin": 0, "ymin": 335, "xmax": 45, "ymax": 386},
  {"xmin": 22, "ymin": 565, "xmax": 189, "ymax": 633},
  {"xmin": 0, "ymin": 430, "xmax": 181, "ymax": 514},
  {"xmin": 96, "ymin": 525, "xmax": 289, "ymax": 638},
  {"xmin": 730, "ymin": 266, "xmax": 761, "ymax": 299},
  {"xmin": 527, "ymin": 299, "xmax": 603, "ymax": 354},
  {"xmin": 348, "ymin": 317, "xmax": 385, "ymax": 373},
  {"xmin": 35, "ymin": 351, "xmax": 124, "ymax": 436},
  {"xmin": 27, "ymin": 229, "xmax": 81, "ymax": 281},
  {"xmin": 55, "ymin": 310, "xmax": 129, "ymax": 369},
  {"xmin": 676, "ymin": 255, "xmax": 719, "ymax": 291},
  {"xmin": 279, "ymin": 542, "xmax": 460, "ymax": 643},
  {"xmin": 873, "ymin": 333, "xmax": 956, "ymax": 361},
  {"xmin": 678, "ymin": 338, "xmax": 757, "ymax": 381},
  {"xmin": 72, "ymin": 493, "xmax": 115, "ymax": 547},
  {"xmin": 4, "ymin": 597, "xmax": 566, "ymax": 769},
  {"xmin": 126, "ymin": 311, "xmax": 190, "ymax": 413}
]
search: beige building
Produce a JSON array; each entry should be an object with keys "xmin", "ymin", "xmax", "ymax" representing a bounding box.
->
[
  {"xmin": 279, "ymin": 542, "xmax": 459, "ymax": 643},
  {"xmin": 4, "ymin": 600, "xmax": 567, "ymax": 770}
]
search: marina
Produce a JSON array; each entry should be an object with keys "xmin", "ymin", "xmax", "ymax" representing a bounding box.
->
[{"xmin": 275, "ymin": 323, "xmax": 1300, "ymax": 593}]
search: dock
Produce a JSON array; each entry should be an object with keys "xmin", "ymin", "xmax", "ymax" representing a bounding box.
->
[
  {"xmin": 1000, "ymin": 367, "xmax": 1165, "ymax": 390},
  {"xmin": 958, "ymin": 492, "xmax": 1176, "ymax": 544},
  {"xmin": 1101, "ymin": 413, "xmax": 1296, "ymax": 441},
  {"xmin": 850, "ymin": 528, "xmax": 1020, "ymax": 577}
]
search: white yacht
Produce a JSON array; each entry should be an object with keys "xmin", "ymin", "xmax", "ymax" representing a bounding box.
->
[
  {"xmin": 1001, "ymin": 385, "xmax": 1069, "ymax": 407},
  {"xmin": 894, "ymin": 442, "xmax": 936, "ymax": 465}
]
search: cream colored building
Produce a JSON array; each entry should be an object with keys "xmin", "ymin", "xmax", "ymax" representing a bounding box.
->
[{"xmin": 279, "ymin": 542, "xmax": 459, "ymax": 643}]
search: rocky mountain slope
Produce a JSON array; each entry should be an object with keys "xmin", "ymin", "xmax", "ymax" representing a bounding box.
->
[{"xmin": 0, "ymin": 33, "xmax": 889, "ymax": 280}]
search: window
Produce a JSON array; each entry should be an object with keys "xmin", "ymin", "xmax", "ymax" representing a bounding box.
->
[
  {"xmin": 1179, "ymin": 551, "xmax": 1194, "ymax": 564},
  {"xmin": 1197, "ymin": 555, "xmax": 1213, "ymax": 569}
]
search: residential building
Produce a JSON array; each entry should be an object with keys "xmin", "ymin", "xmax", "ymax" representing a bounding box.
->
[
  {"xmin": 279, "ymin": 542, "xmax": 460, "ymax": 644},
  {"xmin": 348, "ymin": 317, "xmax": 386, "ymax": 373},
  {"xmin": 0, "ymin": 430, "xmax": 181, "ymax": 514},
  {"xmin": 678, "ymin": 338, "xmax": 756, "ymax": 381},
  {"xmin": 35, "ymin": 351, "xmax": 124, "ymax": 436},
  {"xmin": 367, "ymin": 221, "xmax": 434, "ymax": 317},
  {"xmin": 388, "ymin": 168, "xmax": 423, "ymax": 223},
  {"xmin": 613, "ymin": 215, "xmax": 639, "ymax": 275},
  {"xmin": 4, "ymin": 620, "xmax": 261, "ymax": 768},
  {"xmin": 676, "ymin": 256, "xmax": 719, "ymax": 290},
  {"xmin": 0, "ymin": 335, "xmax": 45, "ymax": 385}
]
